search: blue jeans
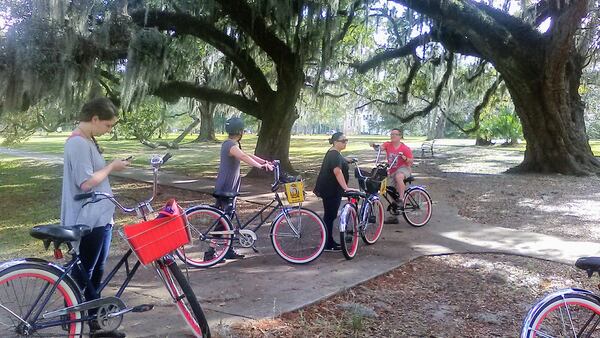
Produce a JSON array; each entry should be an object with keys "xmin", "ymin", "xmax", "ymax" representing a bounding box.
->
[{"xmin": 72, "ymin": 224, "xmax": 113, "ymax": 302}]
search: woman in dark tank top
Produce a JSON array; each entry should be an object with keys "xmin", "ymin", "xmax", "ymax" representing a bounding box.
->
[{"xmin": 314, "ymin": 132, "xmax": 357, "ymax": 251}]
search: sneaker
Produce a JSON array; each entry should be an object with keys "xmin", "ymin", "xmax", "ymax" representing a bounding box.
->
[
  {"xmin": 324, "ymin": 244, "xmax": 342, "ymax": 252},
  {"xmin": 203, "ymin": 248, "xmax": 215, "ymax": 261},
  {"xmin": 224, "ymin": 248, "xmax": 245, "ymax": 259},
  {"xmin": 90, "ymin": 322, "xmax": 126, "ymax": 338},
  {"xmin": 91, "ymin": 330, "xmax": 127, "ymax": 338},
  {"xmin": 344, "ymin": 232, "xmax": 355, "ymax": 242}
]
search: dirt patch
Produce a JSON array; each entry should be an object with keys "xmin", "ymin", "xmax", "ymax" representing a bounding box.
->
[
  {"xmin": 230, "ymin": 254, "xmax": 597, "ymax": 337},
  {"xmin": 220, "ymin": 144, "xmax": 600, "ymax": 337},
  {"xmin": 415, "ymin": 145, "xmax": 600, "ymax": 241}
]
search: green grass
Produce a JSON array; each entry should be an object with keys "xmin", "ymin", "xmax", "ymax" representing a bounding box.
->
[
  {"xmin": 6, "ymin": 133, "xmax": 419, "ymax": 178},
  {"xmin": 0, "ymin": 157, "xmax": 63, "ymax": 261},
  {"xmin": 2, "ymin": 133, "xmax": 598, "ymax": 259},
  {"xmin": 591, "ymin": 140, "xmax": 600, "ymax": 156}
]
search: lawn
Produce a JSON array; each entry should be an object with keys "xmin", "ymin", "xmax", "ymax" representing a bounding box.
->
[
  {"xmin": 0, "ymin": 157, "xmax": 64, "ymax": 260},
  {"xmin": 2, "ymin": 133, "xmax": 598, "ymax": 260},
  {"xmin": 6, "ymin": 133, "xmax": 409, "ymax": 178},
  {"xmin": 0, "ymin": 133, "xmax": 412, "ymax": 259}
]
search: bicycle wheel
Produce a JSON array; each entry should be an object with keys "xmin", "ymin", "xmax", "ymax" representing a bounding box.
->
[
  {"xmin": 0, "ymin": 262, "xmax": 84, "ymax": 337},
  {"xmin": 270, "ymin": 207, "xmax": 326, "ymax": 264},
  {"xmin": 176, "ymin": 206, "xmax": 233, "ymax": 268},
  {"xmin": 361, "ymin": 199, "xmax": 384, "ymax": 245},
  {"xmin": 339, "ymin": 204, "xmax": 359, "ymax": 260},
  {"xmin": 521, "ymin": 290, "xmax": 600, "ymax": 338},
  {"xmin": 402, "ymin": 187, "xmax": 432, "ymax": 227},
  {"xmin": 155, "ymin": 258, "xmax": 210, "ymax": 338}
]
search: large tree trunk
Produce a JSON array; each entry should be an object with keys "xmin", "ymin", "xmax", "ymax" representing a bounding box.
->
[
  {"xmin": 503, "ymin": 53, "xmax": 600, "ymax": 175},
  {"xmin": 249, "ymin": 101, "xmax": 298, "ymax": 176},
  {"xmin": 434, "ymin": 113, "xmax": 446, "ymax": 139},
  {"xmin": 195, "ymin": 101, "xmax": 216, "ymax": 142},
  {"xmin": 248, "ymin": 59, "xmax": 303, "ymax": 176}
]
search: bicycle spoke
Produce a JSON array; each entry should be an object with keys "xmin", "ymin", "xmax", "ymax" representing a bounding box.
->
[
  {"xmin": 271, "ymin": 209, "xmax": 325, "ymax": 264},
  {"xmin": 1, "ymin": 264, "xmax": 83, "ymax": 337}
]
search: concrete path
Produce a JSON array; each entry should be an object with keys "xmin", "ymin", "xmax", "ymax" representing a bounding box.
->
[{"xmin": 3, "ymin": 145, "xmax": 600, "ymax": 337}]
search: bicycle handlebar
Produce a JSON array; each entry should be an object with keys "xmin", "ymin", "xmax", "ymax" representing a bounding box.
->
[
  {"xmin": 74, "ymin": 192, "xmax": 94, "ymax": 201},
  {"xmin": 270, "ymin": 160, "xmax": 303, "ymax": 192}
]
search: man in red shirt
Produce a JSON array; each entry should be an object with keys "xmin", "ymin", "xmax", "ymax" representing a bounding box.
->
[{"xmin": 372, "ymin": 128, "xmax": 413, "ymax": 205}]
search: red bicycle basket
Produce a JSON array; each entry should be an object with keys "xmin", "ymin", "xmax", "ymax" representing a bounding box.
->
[{"xmin": 123, "ymin": 200, "xmax": 190, "ymax": 265}]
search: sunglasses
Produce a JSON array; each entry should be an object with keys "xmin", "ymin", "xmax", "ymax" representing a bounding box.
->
[
  {"xmin": 336, "ymin": 139, "xmax": 349, "ymax": 143},
  {"xmin": 390, "ymin": 133, "xmax": 401, "ymax": 136}
]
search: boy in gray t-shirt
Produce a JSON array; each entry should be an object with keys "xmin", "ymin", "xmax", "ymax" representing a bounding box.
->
[{"xmin": 207, "ymin": 117, "xmax": 273, "ymax": 262}]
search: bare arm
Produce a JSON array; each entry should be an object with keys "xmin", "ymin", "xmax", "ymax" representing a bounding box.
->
[
  {"xmin": 230, "ymin": 145, "xmax": 272, "ymax": 170},
  {"xmin": 249, "ymin": 153, "xmax": 268, "ymax": 165},
  {"xmin": 333, "ymin": 167, "xmax": 350, "ymax": 191},
  {"xmin": 80, "ymin": 159, "xmax": 129, "ymax": 191}
]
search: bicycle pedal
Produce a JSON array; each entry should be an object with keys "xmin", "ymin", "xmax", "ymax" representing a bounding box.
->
[
  {"xmin": 252, "ymin": 245, "xmax": 259, "ymax": 253},
  {"xmin": 131, "ymin": 304, "xmax": 154, "ymax": 313}
]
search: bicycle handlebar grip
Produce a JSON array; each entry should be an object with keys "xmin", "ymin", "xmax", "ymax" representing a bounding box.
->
[
  {"xmin": 162, "ymin": 153, "xmax": 173, "ymax": 164},
  {"xmin": 74, "ymin": 192, "xmax": 94, "ymax": 201}
]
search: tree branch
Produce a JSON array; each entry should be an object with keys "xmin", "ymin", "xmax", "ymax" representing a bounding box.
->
[
  {"xmin": 355, "ymin": 98, "xmax": 400, "ymax": 110},
  {"xmin": 439, "ymin": 76, "xmax": 502, "ymax": 134},
  {"xmin": 214, "ymin": 0, "xmax": 293, "ymax": 66},
  {"xmin": 546, "ymin": 0, "xmax": 589, "ymax": 69},
  {"xmin": 354, "ymin": 33, "xmax": 432, "ymax": 73},
  {"xmin": 466, "ymin": 60, "xmax": 487, "ymax": 83},
  {"xmin": 154, "ymin": 81, "xmax": 261, "ymax": 119},
  {"xmin": 130, "ymin": 10, "xmax": 274, "ymax": 102},
  {"xmin": 400, "ymin": 54, "xmax": 422, "ymax": 104},
  {"xmin": 462, "ymin": 76, "xmax": 502, "ymax": 133},
  {"xmin": 390, "ymin": 0, "xmax": 543, "ymax": 65},
  {"xmin": 389, "ymin": 53, "xmax": 454, "ymax": 123}
]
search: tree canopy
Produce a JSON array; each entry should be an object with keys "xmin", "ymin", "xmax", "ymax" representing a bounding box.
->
[{"xmin": 0, "ymin": 0, "xmax": 599, "ymax": 175}]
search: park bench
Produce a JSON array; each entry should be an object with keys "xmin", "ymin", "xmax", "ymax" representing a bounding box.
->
[{"xmin": 421, "ymin": 139, "xmax": 435, "ymax": 157}]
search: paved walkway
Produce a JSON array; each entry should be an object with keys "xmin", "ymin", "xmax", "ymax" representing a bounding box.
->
[{"xmin": 3, "ymin": 146, "xmax": 600, "ymax": 337}]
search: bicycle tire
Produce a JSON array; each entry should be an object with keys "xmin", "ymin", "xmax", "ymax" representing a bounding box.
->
[
  {"xmin": 176, "ymin": 206, "xmax": 233, "ymax": 268},
  {"xmin": 361, "ymin": 199, "xmax": 384, "ymax": 245},
  {"xmin": 521, "ymin": 289, "xmax": 600, "ymax": 338},
  {"xmin": 270, "ymin": 207, "xmax": 326, "ymax": 264},
  {"xmin": 339, "ymin": 203, "xmax": 359, "ymax": 260},
  {"xmin": 0, "ymin": 262, "xmax": 84, "ymax": 337},
  {"xmin": 156, "ymin": 258, "xmax": 210, "ymax": 338},
  {"xmin": 402, "ymin": 187, "xmax": 432, "ymax": 227}
]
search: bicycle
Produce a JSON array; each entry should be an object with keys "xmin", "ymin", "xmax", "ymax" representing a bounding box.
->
[
  {"xmin": 0, "ymin": 154, "xmax": 210, "ymax": 338},
  {"xmin": 521, "ymin": 256, "xmax": 600, "ymax": 337},
  {"xmin": 372, "ymin": 145, "xmax": 433, "ymax": 227},
  {"xmin": 338, "ymin": 159, "xmax": 386, "ymax": 260},
  {"xmin": 176, "ymin": 160, "xmax": 327, "ymax": 268}
]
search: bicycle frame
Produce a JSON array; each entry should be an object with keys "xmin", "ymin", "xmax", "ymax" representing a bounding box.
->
[
  {"xmin": 0, "ymin": 247, "xmax": 145, "ymax": 332},
  {"xmin": 201, "ymin": 190, "xmax": 305, "ymax": 244},
  {"xmin": 7, "ymin": 153, "xmax": 180, "ymax": 332},
  {"xmin": 202, "ymin": 161, "xmax": 306, "ymax": 242},
  {"xmin": 349, "ymin": 164, "xmax": 383, "ymax": 231}
]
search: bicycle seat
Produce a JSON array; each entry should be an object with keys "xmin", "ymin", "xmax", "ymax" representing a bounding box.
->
[
  {"xmin": 212, "ymin": 191, "xmax": 240, "ymax": 199},
  {"xmin": 30, "ymin": 224, "xmax": 92, "ymax": 242},
  {"xmin": 404, "ymin": 176, "xmax": 415, "ymax": 184},
  {"xmin": 343, "ymin": 190, "xmax": 367, "ymax": 199},
  {"xmin": 575, "ymin": 257, "xmax": 600, "ymax": 276}
]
